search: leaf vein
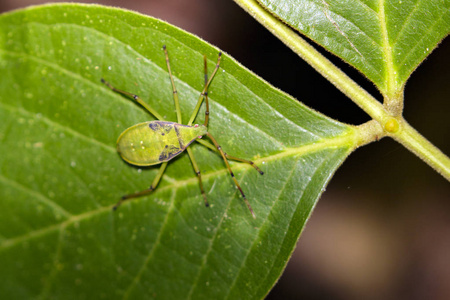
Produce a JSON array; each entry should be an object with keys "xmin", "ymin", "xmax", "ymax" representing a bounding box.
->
[
  {"xmin": 122, "ymin": 189, "xmax": 177, "ymax": 299},
  {"xmin": 224, "ymin": 157, "xmax": 300, "ymax": 300},
  {"xmin": 395, "ymin": 6, "xmax": 450, "ymax": 69},
  {"xmin": 0, "ymin": 174, "xmax": 72, "ymax": 219},
  {"xmin": 0, "ymin": 101, "xmax": 115, "ymax": 154},
  {"xmin": 186, "ymin": 169, "xmax": 251, "ymax": 299}
]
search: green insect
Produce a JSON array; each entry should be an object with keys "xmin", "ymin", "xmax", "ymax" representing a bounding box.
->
[{"xmin": 101, "ymin": 46, "xmax": 263, "ymax": 218}]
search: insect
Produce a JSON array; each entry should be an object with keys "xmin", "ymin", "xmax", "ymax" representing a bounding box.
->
[{"xmin": 101, "ymin": 46, "xmax": 263, "ymax": 217}]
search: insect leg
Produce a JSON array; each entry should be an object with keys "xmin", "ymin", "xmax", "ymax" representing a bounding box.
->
[
  {"xmin": 113, "ymin": 162, "xmax": 168, "ymax": 210},
  {"xmin": 186, "ymin": 147, "xmax": 209, "ymax": 207},
  {"xmin": 205, "ymin": 133, "xmax": 256, "ymax": 218},
  {"xmin": 163, "ymin": 45, "xmax": 182, "ymax": 124},
  {"xmin": 188, "ymin": 52, "xmax": 222, "ymax": 126},
  {"xmin": 203, "ymin": 55, "xmax": 210, "ymax": 127},
  {"xmin": 220, "ymin": 154, "xmax": 264, "ymax": 175},
  {"xmin": 101, "ymin": 78, "xmax": 164, "ymax": 121},
  {"xmin": 195, "ymin": 139, "xmax": 264, "ymax": 175}
]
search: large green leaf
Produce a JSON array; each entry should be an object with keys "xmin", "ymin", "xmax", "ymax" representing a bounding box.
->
[
  {"xmin": 257, "ymin": 0, "xmax": 450, "ymax": 95},
  {"xmin": 0, "ymin": 4, "xmax": 354, "ymax": 299}
]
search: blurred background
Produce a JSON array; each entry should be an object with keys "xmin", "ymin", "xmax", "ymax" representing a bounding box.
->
[{"xmin": 1, "ymin": 1, "xmax": 449, "ymax": 299}]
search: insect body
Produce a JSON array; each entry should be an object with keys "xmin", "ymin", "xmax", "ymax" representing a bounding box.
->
[
  {"xmin": 117, "ymin": 121, "xmax": 206, "ymax": 166},
  {"xmin": 102, "ymin": 46, "xmax": 263, "ymax": 218}
]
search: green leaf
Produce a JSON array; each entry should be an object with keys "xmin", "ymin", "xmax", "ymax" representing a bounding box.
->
[
  {"xmin": 257, "ymin": 0, "xmax": 450, "ymax": 95},
  {"xmin": 0, "ymin": 4, "xmax": 354, "ymax": 299}
]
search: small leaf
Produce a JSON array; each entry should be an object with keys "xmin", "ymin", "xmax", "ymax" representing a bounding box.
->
[
  {"xmin": 0, "ymin": 4, "xmax": 354, "ymax": 299},
  {"xmin": 257, "ymin": 0, "xmax": 450, "ymax": 95}
]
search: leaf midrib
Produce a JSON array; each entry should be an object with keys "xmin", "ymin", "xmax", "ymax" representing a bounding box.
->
[
  {"xmin": 379, "ymin": 0, "xmax": 397, "ymax": 98},
  {"xmin": 0, "ymin": 131, "xmax": 353, "ymax": 252}
]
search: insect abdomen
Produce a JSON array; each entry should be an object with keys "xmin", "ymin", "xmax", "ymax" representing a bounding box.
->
[{"xmin": 117, "ymin": 121, "xmax": 207, "ymax": 166}]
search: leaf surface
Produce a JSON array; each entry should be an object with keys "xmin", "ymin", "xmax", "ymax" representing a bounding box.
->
[{"xmin": 0, "ymin": 4, "xmax": 353, "ymax": 299}]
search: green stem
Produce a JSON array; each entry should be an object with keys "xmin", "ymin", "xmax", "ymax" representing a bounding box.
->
[
  {"xmin": 232, "ymin": 0, "xmax": 450, "ymax": 182},
  {"xmin": 394, "ymin": 120, "xmax": 450, "ymax": 181},
  {"xmin": 232, "ymin": 0, "xmax": 387, "ymax": 123}
]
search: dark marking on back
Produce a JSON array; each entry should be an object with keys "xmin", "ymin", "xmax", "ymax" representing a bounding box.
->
[
  {"xmin": 149, "ymin": 122, "xmax": 174, "ymax": 136},
  {"xmin": 173, "ymin": 124, "xmax": 186, "ymax": 149},
  {"xmin": 159, "ymin": 144, "xmax": 181, "ymax": 161},
  {"xmin": 149, "ymin": 123, "xmax": 159, "ymax": 131}
]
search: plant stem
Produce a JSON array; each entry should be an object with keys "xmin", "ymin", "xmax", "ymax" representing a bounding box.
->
[
  {"xmin": 232, "ymin": 0, "xmax": 387, "ymax": 123},
  {"xmin": 394, "ymin": 120, "xmax": 450, "ymax": 181},
  {"xmin": 232, "ymin": 0, "xmax": 450, "ymax": 182}
]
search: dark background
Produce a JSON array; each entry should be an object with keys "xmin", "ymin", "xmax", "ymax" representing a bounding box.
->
[{"xmin": 2, "ymin": 1, "xmax": 449, "ymax": 299}]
